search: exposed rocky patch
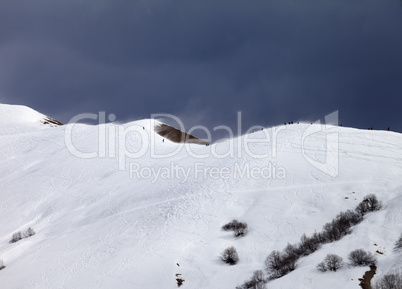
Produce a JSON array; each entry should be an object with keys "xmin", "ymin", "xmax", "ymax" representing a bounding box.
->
[
  {"xmin": 41, "ymin": 117, "xmax": 63, "ymax": 126},
  {"xmin": 175, "ymin": 274, "xmax": 185, "ymax": 287},
  {"xmin": 155, "ymin": 123, "xmax": 209, "ymax": 145}
]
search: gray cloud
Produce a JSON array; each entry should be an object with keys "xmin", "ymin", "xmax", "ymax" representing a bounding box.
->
[{"xmin": 0, "ymin": 0, "xmax": 401, "ymax": 138}]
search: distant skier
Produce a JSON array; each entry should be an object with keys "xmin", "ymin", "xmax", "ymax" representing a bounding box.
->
[
  {"xmin": 387, "ymin": 127, "xmax": 390, "ymax": 131},
  {"xmin": 162, "ymin": 139, "xmax": 164, "ymax": 143}
]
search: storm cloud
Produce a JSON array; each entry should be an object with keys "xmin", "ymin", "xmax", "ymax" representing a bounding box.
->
[{"xmin": 1, "ymin": 0, "xmax": 401, "ymax": 137}]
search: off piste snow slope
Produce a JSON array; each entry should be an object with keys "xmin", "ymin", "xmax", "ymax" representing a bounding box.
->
[{"xmin": 0, "ymin": 104, "xmax": 401, "ymax": 289}]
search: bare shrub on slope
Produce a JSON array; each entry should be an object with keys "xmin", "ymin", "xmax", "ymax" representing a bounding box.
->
[
  {"xmin": 394, "ymin": 233, "xmax": 402, "ymax": 252},
  {"xmin": 24, "ymin": 227, "xmax": 35, "ymax": 238},
  {"xmin": 0, "ymin": 260, "xmax": 5, "ymax": 270},
  {"xmin": 317, "ymin": 254, "xmax": 343, "ymax": 272},
  {"xmin": 373, "ymin": 272, "xmax": 402, "ymax": 289},
  {"xmin": 356, "ymin": 194, "xmax": 382, "ymax": 216},
  {"xmin": 348, "ymin": 249, "xmax": 376, "ymax": 266},
  {"xmin": 221, "ymin": 246, "xmax": 239, "ymax": 265},
  {"xmin": 236, "ymin": 270, "xmax": 267, "ymax": 289},
  {"xmin": 222, "ymin": 220, "xmax": 248, "ymax": 238},
  {"xmin": 10, "ymin": 227, "xmax": 36, "ymax": 243},
  {"xmin": 10, "ymin": 232, "xmax": 22, "ymax": 243},
  {"xmin": 265, "ymin": 250, "xmax": 296, "ymax": 280}
]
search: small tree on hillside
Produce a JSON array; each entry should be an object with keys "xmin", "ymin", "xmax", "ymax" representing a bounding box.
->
[
  {"xmin": 317, "ymin": 261, "xmax": 328, "ymax": 272},
  {"xmin": 221, "ymin": 246, "xmax": 239, "ymax": 265},
  {"xmin": 24, "ymin": 227, "xmax": 35, "ymax": 238},
  {"xmin": 284, "ymin": 243, "xmax": 299, "ymax": 258},
  {"xmin": 298, "ymin": 234, "xmax": 320, "ymax": 256},
  {"xmin": 265, "ymin": 250, "xmax": 296, "ymax": 279},
  {"xmin": 348, "ymin": 249, "xmax": 376, "ymax": 266},
  {"xmin": 363, "ymin": 194, "xmax": 382, "ymax": 212},
  {"xmin": 10, "ymin": 232, "xmax": 22, "ymax": 243},
  {"xmin": 222, "ymin": 220, "xmax": 248, "ymax": 238},
  {"xmin": 356, "ymin": 194, "xmax": 381, "ymax": 216},
  {"xmin": 236, "ymin": 270, "xmax": 267, "ymax": 289},
  {"xmin": 394, "ymin": 233, "xmax": 402, "ymax": 252},
  {"xmin": 0, "ymin": 260, "xmax": 5, "ymax": 270},
  {"xmin": 373, "ymin": 272, "xmax": 402, "ymax": 289},
  {"xmin": 265, "ymin": 250, "xmax": 283, "ymax": 279},
  {"xmin": 355, "ymin": 201, "xmax": 369, "ymax": 216},
  {"xmin": 317, "ymin": 254, "xmax": 343, "ymax": 272}
]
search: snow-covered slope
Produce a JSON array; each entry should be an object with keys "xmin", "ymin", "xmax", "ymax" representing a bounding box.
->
[
  {"xmin": 0, "ymin": 104, "xmax": 47, "ymax": 125},
  {"xmin": 0, "ymin": 105, "xmax": 401, "ymax": 289},
  {"xmin": 0, "ymin": 104, "xmax": 62, "ymax": 134}
]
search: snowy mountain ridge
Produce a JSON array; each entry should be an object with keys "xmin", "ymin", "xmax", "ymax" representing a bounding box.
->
[
  {"xmin": 0, "ymin": 104, "xmax": 401, "ymax": 289},
  {"xmin": 0, "ymin": 103, "xmax": 63, "ymax": 134}
]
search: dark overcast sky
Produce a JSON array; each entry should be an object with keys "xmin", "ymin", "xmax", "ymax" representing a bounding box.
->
[{"xmin": 0, "ymin": 0, "xmax": 401, "ymax": 138}]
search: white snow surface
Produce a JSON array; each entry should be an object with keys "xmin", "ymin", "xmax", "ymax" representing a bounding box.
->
[
  {"xmin": 0, "ymin": 104, "xmax": 54, "ymax": 134},
  {"xmin": 0, "ymin": 104, "xmax": 401, "ymax": 289},
  {"xmin": 0, "ymin": 104, "xmax": 48, "ymax": 125}
]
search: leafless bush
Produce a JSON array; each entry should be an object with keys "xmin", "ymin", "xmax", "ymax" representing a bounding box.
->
[
  {"xmin": 297, "ymin": 234, "xmax": 320, "ymax": 256},
  {"xmin": 325, "ymin": 254, "xmax": 343, "ymax": 271},
  {"xmin": 348, "ymin": 249, "xmax": 376, "ymax": 266},
  {"xmin": 356, "ymin": 194, "xmax": 382, "ymax": 216},
  {"xmin": 317, "ymin": 261, "xmax": 327, "ymax": 272},
  {"xmin": 0, "ymin": 260, "xmax": 5, "ymax": 270},
  {"xmin": 373, "ymin": 272, "xmax": 402, "ymax": 289},
  {"xmin": 344, "ymin": 210, "xmax": 364, "ymax": 225},
  {"xmin": 221, "ymin": 246, "xmax": 239, "ymax": 265},
  {"xmin": 10, "ymin": 231, "xmax": 22, "ymax": 243},
  {"xmin": 321, "ymin": 210, "xmax": 362, "ymax": 243},
  {"xmin": 363, "ymin": 194, "xmax": 382, "ymax": 211},
  {"xmin": 265, "ymin": 250, "xmax": 297, "ymax": 279},
  {"xmin": 10, "ymin": 227, "xmax": 36, "ymax": 243},
  {"xmin": 265, "ymin": 250, "xmax": 283, "ymax": 279},
  {"xmin": 24, "ymin": 227, "xmax": 35, "ymax": 238},
  {"xmin": 355, "ymin": 201, "xmax": 369, "ymax": 216},
  {"xmin": 317, "ymin": 254, "xmax": 343, "ymax": 272},
  {"xmin": 282, "ymin": 252, "xmax": 297, "ymax": 273},
  {"xmin": 311, "ymin": 231, "xmax": 327, "ymax": 244},
  {"xmin": 321, "ymin": 221, "xmax": 342, "ymax": 242},
  {"xmin": 284, "ymin": 243, "xmax": 299, "ymax": 258},
  {"xmin": 222, "ymin": 220, "xmax": 248, "ymax": 238},
  {"xmin": 394, "ymin": 233, "xmax": 402, "ymax": 252},
  {"xmin": 335, "ymin": 210, "xmax": 363, "ymax": 229},
  {"xmin": 222, "ymin": 219, "xmax": 243, "ymax": 231},
  {"xmin": 236, "ymin": 270, "xmax": 267, "ymax": 289}
]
